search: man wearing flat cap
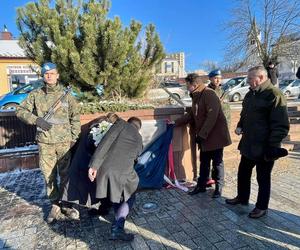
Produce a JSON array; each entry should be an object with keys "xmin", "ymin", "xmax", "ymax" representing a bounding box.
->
[
  {"xmin": 226, "ymin": 66, "xmax": 289, "ymax": 218},
  {"xmin": 16, "ymin": 62, "xmax": 81, "ymax": 223}
]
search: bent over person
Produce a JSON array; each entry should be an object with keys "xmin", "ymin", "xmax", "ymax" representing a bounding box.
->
[
  {"xmin": 175, "ymin": 73, "xmax": 231, "ymax": 198},
  {"xmin": 226, "ymin": 66, "xmax": 289, "ymax": 218},
  {"xmin": 16, "ymin": 62, "xmax": 81, "ymax": 223},
  {"xmin": 88, "ymin": 117, "xmax": 143, "ymax": 242}
]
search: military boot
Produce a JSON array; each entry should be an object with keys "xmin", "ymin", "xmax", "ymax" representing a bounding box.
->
[
  {"xmin": 109, "ymin": 218, "xmax": 134, "ymax": 241},
  {"xmin": 47, "ymin": 204, "xmax": 62, "ymax": 224}
]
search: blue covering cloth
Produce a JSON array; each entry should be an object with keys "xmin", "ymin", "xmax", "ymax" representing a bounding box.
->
[{"xmin": 135, "ymin": 124, "xmax": 174, "ymax": 189}]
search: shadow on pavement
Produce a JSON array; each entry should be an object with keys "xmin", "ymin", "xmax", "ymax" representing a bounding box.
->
[{"xmin": 1, "ymin": 169, "xmax": 300, "ymax": 249}]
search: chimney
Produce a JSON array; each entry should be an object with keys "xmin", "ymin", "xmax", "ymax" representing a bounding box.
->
[{"xmin": 0, "ymin": 25, "xmax": 13, "ymax": 40}]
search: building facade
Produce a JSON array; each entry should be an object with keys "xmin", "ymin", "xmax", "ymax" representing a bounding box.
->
[
  {"xmin": 0, "ymin": 30, "xmax": 38, "ymax": 95},
  {"xmin": 155, "ymin": 52, "xmax": 186, "ymax": 81}
]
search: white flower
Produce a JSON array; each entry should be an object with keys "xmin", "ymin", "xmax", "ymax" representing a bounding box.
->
[{"xmin": 89, "ymin": 120, "xmax": 112, "ymax": 146}]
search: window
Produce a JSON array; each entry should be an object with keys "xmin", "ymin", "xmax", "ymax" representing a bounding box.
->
[
  {"xmin": 292, "ymin": 80, "xmax": 300, "ymax": 87},
  {"xmin": 15, "ymin": 84, "xmax": 35, "ymax": 94}
]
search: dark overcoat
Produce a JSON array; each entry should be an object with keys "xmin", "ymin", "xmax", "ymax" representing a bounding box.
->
[
  {"xmin": 237, "ymin": 80, "xmax": 290, "ymax": 161},
  {"xmin": 175, "ymin": 84, "xmax": 231, "ymax": 151},
  {"xmin": 89, "ymin": 118, "xmax": 143, "ymax": 203},
  {"xmin": 61, "ymin": 116, "xmax": 107, "ymax": 207},
  {"xmin": 267, "ymin": 66, "xmax": 279, "ymax": 85}
]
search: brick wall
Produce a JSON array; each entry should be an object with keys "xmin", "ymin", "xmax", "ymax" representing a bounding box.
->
[{"xmin": 1, "ymin": 107, "xmax": 299, "ymax": 180}]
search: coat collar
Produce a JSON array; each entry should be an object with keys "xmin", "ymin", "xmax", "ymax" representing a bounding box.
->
[
  {"xmin": 190, "ymin": 83, "xmax": 206, "ymax": 98},
  {"xmin": 251, "ymin": 79, "xmax": 272, "ymax": 93},
  {"xmin": 42, "ymin": 83, "xmax": 63, "ymax": 94},
  {"xmin": 208, "ymin": 82, "xmax": 216, "ymax": 90}
]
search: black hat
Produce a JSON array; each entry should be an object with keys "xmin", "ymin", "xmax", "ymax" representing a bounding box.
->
[{"xmin": 264, "ymin": 147, "xmax": 288, "ymax": 161}]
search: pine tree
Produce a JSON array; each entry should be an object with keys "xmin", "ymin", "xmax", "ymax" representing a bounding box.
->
[{"xmin": 16, "ymin": 0, "xmax": 165, "ymax": 99}]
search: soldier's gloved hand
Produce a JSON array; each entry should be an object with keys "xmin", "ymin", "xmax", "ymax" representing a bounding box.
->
[
  {"xmin": 36, "ymin": 117, "xmax": 52, "ymax": 131},
  {"xmin": 195, "ymin": 136, "xmax": 205, "ymax": 144}
]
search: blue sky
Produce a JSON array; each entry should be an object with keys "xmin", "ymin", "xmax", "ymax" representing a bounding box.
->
[{"xmin": 0, "ymin": 0, "xmax": 236, "ymax": 71}]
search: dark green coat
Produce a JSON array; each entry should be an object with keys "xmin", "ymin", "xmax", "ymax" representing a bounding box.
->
[{"xmin": 237, "ymin": 80, "xmax": 289, "ymax": 161}]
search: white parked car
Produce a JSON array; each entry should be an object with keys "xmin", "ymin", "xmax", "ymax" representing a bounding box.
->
[
  {"xmin": 281, "ymin": 79, "xmax": 300, "ymax": 98},
  {"xmin": 147, "ymin": 82, "xmax": 188, "ymax": 105},
  {"xmin": 222, "ymin": 77, "xmax": 249, "ymax": 102}
]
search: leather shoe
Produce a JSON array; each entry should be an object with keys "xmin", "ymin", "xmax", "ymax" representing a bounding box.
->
[
  {"xmin": 248, "ymin": 208, "xmax": 267, "ymax": 219},
  {"xmin": 225, "ymin": 197, "xmax": 248, "ymax": 206},
  {"xmin": 88, "ymin": 206, "xmax": 110, "ymax": 216},
  {"xmin": 109, "ymin": 229, "xmax": 134, "ymax": 241},
  {"xmin": 188, "ymin": 186, "xmax": 206, "ymax": 195}
]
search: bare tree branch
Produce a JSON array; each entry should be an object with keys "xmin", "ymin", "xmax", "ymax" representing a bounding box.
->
[{"xmin": 225, "ymin": 0, "xmax": 300, "ymax": 68}]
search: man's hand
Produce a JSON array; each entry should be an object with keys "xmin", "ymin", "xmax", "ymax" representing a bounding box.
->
[
  {"xmin": 235, "ymin": 127, "xmax": 243, "ymax": 135},
  {"xmin": 88, "ymin": 168, "xmax": 97, "ymax": 182},
  {"xmin": 36, "ymin": 117, "xmax": 52, "ymax": 131},
  {"xmin": 264, "ymin": 146, "xmax": 288, "ymax": 162}
]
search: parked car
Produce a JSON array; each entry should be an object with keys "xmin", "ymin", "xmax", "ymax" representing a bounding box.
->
[
  {"xmin": 0, "ymin": 80, "xmax": 44, "ymax": 110},
  {"xmin": 147, "ymin": 82, "xmax": 188, "ymax": 105},
  {"xmin": 279, "ymin": 79, "xmax": 294, "ymax": 90},
  {"xmin": 222, "ymin": 77, "xmax": 249, "ymax": 102},
  {"xmin": 281, "ymin": 79, "xmax": 300, "ymax": 98}
]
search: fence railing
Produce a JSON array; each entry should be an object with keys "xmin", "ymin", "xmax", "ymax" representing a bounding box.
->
[{"xmin": 0, "ymin": 110, "xmax": 36, "ymax": 149}]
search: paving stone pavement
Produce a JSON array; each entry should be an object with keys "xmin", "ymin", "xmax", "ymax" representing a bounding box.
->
[{"xmin": 0, "ymin": 153, "xmax": 300, "ymax": 250}]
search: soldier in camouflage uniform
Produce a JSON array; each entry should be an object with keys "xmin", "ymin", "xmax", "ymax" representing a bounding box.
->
[
  {"xmin": 208, "ymin": 69, "xmax": 231, "ymax": 127},
  {"xmin": 16, "ymin": 62, "xmax": 81, "ymax": 223},
  {"xmin": 200, "ymin": 69, "xmax": 231, "ymax": 194}
]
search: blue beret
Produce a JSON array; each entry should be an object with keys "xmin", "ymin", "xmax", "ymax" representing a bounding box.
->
[
  {"xmin": 208, "ymin": 69, "xmax": 222, "ymax": 78},
  {"xmin": 41, "ymin": 62, "xmax": 57, "ymax": 76}
]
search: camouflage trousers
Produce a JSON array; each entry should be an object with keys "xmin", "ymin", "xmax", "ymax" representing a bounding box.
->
[
  {"xmin": 222, "ymin": 103, "xmax": 231, "ymax": 128},
  {"xmin": 39, "ymin": 142, "xmax": 71, "ymax": 203}
]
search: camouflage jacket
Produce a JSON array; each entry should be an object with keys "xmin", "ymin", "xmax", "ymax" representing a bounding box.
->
[
  {"xmin": 207, "ymin": 83, "xmax": 231, "ymax": 126},
  {"xmin": 237, "ymin": 80, "xmax": 289, "ymax": 160},
  {"xmin": 16, "ymin": 83, "xmax": 81, "ymax": 144}
]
